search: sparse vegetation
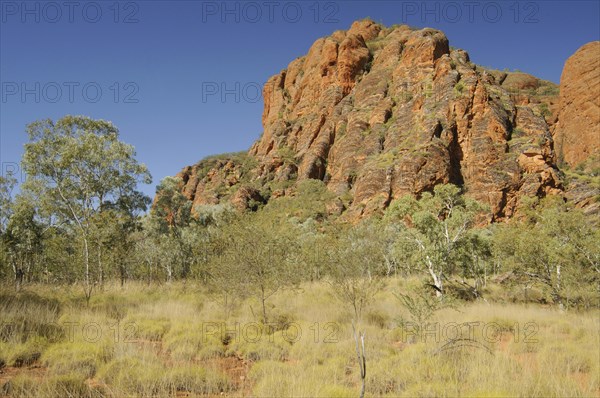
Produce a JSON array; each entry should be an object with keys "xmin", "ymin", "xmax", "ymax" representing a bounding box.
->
[
  {"xmin": 1, "ymin": 116, "xmax": 598, "ymax": 397},
  {"xmin": 454, "ymin": 81, "xmax": 465, "ymax": 96},
  {"xmin": 538, "ymin": 102, "xmax": 552, "ymax": 118},
  {"xmin": 0, "ymin": 280, "xmax": 598, "ymax": 397}
]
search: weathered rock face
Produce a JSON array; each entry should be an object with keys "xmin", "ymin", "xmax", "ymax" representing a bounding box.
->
[
  {"xmin": 553, "ymin": 41, "xmax": 600, "ymax": 168},
  {"xmin": 173, "ymin": 20, "xmax": 566, "ymax": 220},
  {"xmin": 565, "ymin": 178, "xmax": 600, "ymax": 217},
  {"xmin": 489, "ymin": 70, "xmax": 560, "ymax": 127},
  {"xmin": 176, "ymin": 153, "xmax": 259, "ymax": 214}
]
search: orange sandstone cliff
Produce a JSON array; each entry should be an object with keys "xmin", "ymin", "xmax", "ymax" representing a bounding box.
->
[{"xmin": 166, "ymin": 21, "xmax": 599, "ymax": 220}]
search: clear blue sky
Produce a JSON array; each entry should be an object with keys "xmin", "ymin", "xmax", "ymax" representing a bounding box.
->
[{"xmin": 1, "ymin": 0, "xmax": 598, "ymax": 199}]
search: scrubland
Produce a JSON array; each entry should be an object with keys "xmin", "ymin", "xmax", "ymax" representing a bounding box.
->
[{"xmin": 1, "ymin": 279, "xmax": 598, "ymax": 398}]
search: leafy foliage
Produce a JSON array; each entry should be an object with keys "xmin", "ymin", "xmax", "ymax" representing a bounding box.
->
[
  {"xmin": 17, "ymin": 116, "xmax": 151, "ymax": 300},
  {"xmin": 493, "ymin": 197, "xmax": 600, "ymax": 308},
  {"xmin": 384, "ymin": 184, "xmax": 489, "ymax": 297}
]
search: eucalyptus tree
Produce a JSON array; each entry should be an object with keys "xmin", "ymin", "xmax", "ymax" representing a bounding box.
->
[
  {"xmin": 209, "ymin": 212, "xmax": 303, "ymax": 324},
  {"xmin": 2, "ymin": 193, "xmax": 43, "ymax": 290},
  {"xmin": 493, "ymin": 197, "xmax": 600, "ymax": 308},
  {"xmin": 100, "ymin": 191, "xmax": 151, "ymax": 286},
  {"xmin": 384, "ymin": 184, "xmax": 488, "ymax": 297},
  {"xmin": 0, "ymin": 173, "xmax": 17, "ymax": 281},
  {"xmin": 21, "ymin": 116, "xmax": 151, "ymax": 302},
  {"xmin": 0, "ymin": 172, "xmax": 16, "ymax": 232},
  {"xmin": 151, "ymin": 176, "xmax": 194, "ymax": 279},
  {"xmin": 325, "ymin": 221, "xmax": 387, "ymax": 321}
]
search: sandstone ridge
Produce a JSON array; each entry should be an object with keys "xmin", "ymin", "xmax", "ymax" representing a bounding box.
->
[{"xmin": 173, "ymin": 20, "xmax": 579, "ymax": 220}]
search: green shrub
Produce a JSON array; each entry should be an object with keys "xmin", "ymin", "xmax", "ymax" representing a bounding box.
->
[
  {"xmin": 90, "ymin": 293, "xmax": 137, "ymax": 320},
  {"xmin": 40, "ymin": 374, "xmax": 91, "ymax": 398},
  {"xmin": 227, "ymin": 330, "xmax": 293, "ymax": 361},
  {"xmin": 454, "ymin": 81, "xmax": 465, "ymax": 95},
  {"xmin": 164, "ymin": 365, "xmax": 232, "ymax": 395},
  {"xmin": 3, "ymin": 337, "xmax": 48, "ymax": 367},
  {"xmin": 164, "ymin": 323, "xmax": 225, "ymax": 361},
  {"xmin": 42, "ymin": 340, "xmax": 113, "ymax": 378},
  {"xmin": 100, "ymin": 357, "xmax": 231, "ymax": 396},
  {"xmin": 247, "ymin": 359, "xmax": 286, "ymax": 381},
  {"xmin": 164, "ymin": 325, "xmax": 203, "ymax": 361},
  {"xmin": 366, "ymin": 310, "xmax": 390, "ymax": 329},
  {"xmin": 512, "ymin": 127, "xmax": 526, "ymax": 138},
  {"xmin": 100, "ymin": 357, "xmax": 165, "ymax": 396},
  {"xmin": 125, "ymin": 317, "xmax": 171, "ymax": 341},
  {"xmin": 0, "ymin": 292, "xmax": 63, "ymax": 343},
  {"xmin": 268, "ymin": 310, "xmax": 296, "ymax": 333},
  {"xmin": 2, "ymin": 374, "xmax": 39, "ymax": 398},
  {"xmin": 197, "ymin": 341, "xmax": 226, "ymax": 360}
]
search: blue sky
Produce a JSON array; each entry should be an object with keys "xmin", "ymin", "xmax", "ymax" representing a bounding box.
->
[{"xmin": 1, "ymin": 0, "xmax": 599, "ymax": 199}]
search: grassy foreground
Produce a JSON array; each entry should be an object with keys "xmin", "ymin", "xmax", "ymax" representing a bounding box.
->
[{"xmin": 0, "ymin": 280, "xmax": 598, "ymax": 398}]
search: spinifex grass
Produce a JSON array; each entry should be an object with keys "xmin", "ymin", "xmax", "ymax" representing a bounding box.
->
[{"xmin": 0, "ymin": 280, "xmax": 598, "ymax": 397}]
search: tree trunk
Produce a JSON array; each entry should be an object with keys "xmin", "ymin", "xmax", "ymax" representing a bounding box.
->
[
  {"xmin": 166, "ymin": 264, "xmax": 172, "ymax": 283},
  {"xmin": 146, "ymin": 259, "xmax": 152, "ymax": 286},
  {"xmin": 120, "ymin": 264, "xmax": 126, "ymax": 287},
  {"xmin": 428, "ymin": 267, "xmax": 443, "ymax": 297},
  {"xmin": 83, "ymin": 236, "xmax": 92, "ymax": 306},
  {"xmin": 261, "ymin": 286, "xmax": 268, "ymax": 324},
  {"xmin": 352, "ymin": 322, "xmax": 366, "ymax": 398},
  {"xmin": 14, "ymin": 264, "xmax": 24, "ymax": 292},
  {"xmin": 97, "ymin": 241, "xmax": 104, "ymax": 290}
]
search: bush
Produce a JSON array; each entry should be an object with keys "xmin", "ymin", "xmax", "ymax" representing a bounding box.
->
[
  {"xmin": 164, "ymin": 324, "xmax": 204, "ymax": 361},
  {"xmin": 164, "ymin": 323, "xmax": 225, "ymax": 361},
  {"xmin": 90, "ymin": 293, "xmax": 138, "ymax": 320},
  {"xmin": 2, "ymin": 374, "xmax": 39, "ymax": 398},
  {"xmin": 100, "ymin": 357, "xmax": 165, "ymax": 396},
  {"xmin": 3, "ymin": 373, "xmax": 102, "ymax": 398},
  {"xmin": 366, "ymin": 310, "xmax": 390, "ymax": 329},
  {"xmin": 124, "ymin": 317, "xmax": 171, "ymax": 341},
  {"xmin": 227, "ymin": 329, "xmax": 293, "ymax": 361},
  {"xmin": 165, "ymin": 365, "xmax": 232, "ymax": 395},
  {"xmin": 0, "ymin": 291, "xmax": 63, "ymax": 343},
  {"xmin": 42, "ymin": 340, "xmax": 114, "ymax": 378},
  {"xmin": 100, "ymin": 357, "xmax": 231, "ymax": 396},
  {"xmin": 40, "ymin": 374, "xmax": 91, "ymax": 398},
  {"xmin": 2, "ymin": 337, "xmax": 48, "ymax": 367}
]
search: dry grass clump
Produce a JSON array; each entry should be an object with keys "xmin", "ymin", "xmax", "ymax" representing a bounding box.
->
[{"xmin": 0, "ymin": 280, "xmax": 598, "ymax": 397}]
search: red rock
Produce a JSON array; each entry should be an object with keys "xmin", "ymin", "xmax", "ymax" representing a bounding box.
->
[
  {"xmin": 553, "ymin": 41, "xmax": 600, "ymax": 168},
  {"xmin": 162, "ymin": 21, "xmax": 594, "ymax": 221}
]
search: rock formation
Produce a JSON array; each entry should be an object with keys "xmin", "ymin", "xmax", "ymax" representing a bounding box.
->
[
  {"xmin": 169, "ymin": 20, "xmax": 575, "ymax": 221},
  {"xmin": 553, "ymin": 41, "xmax": 600, "ymax": 169}
]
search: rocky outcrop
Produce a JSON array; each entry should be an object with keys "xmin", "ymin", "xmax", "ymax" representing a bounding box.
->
[
  {"xmin": 564, "ymin": 178, "xmax": 600, "ymax": 217},
  {"xmin": 553, "ymin": 41, "xmax": 600, "ymax": 168},
  {"xmin": 176, "ymin": 152, "xmax": 258, "ymax": 213},
  {"xmin": 492, "ymin": 71, "xmax": 560, "ymax": 127},
  {"xmin": 171, "ymin": 20, "xmax": 568, "ymax": 220}
]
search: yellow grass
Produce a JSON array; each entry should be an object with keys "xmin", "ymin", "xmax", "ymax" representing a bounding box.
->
[{"xmin": 0, "ymin": 280, "xmax": 598, "ymax": 397}]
